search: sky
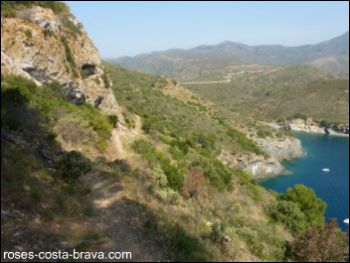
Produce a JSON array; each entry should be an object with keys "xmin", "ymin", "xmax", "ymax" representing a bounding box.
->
[{"xmin": 65, "ymin": 1, "xmax": 349, "ymax": 58}]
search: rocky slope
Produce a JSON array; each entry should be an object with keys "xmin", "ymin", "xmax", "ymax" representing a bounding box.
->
[{"xmin": 1, "ymin": 5, "xmax": 118, "ymax": 113}]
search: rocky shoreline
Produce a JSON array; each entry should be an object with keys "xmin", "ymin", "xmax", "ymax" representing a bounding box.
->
[
  {"xmin": 220, "ymin": 134, "xmax": 305, "ymax": 179},
  {"xmin": 274, "ymin": 118, "xmax": 349, "ymax": 137},
  {"xmin": 241, "ymin": 118, "xmax": 349, "ymax": 179}
]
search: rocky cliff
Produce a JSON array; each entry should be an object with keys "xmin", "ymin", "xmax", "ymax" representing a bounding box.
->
[{"xmin": 1, "ymin": 5, "xmax": 118, "ymax": 113}]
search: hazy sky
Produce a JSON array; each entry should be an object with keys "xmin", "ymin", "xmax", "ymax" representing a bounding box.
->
[{"xmin": 65, "ymin": 1, "xmax": 349, "ymax": 58}]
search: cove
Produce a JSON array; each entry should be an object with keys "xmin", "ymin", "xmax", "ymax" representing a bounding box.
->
[{"xmin": 260, "ymin": 132, "xmax": 349, "ymax": 230}]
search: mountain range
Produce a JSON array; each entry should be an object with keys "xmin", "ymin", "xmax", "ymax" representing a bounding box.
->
[{"xmin": 113, "ymin": 31, "xmax": 349, "ymax": 80}]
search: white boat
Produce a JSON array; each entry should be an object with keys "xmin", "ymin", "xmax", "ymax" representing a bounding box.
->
[
  {"xmin": 322, "ymin": 168, "xmax": 330, "ymax": 173},
  {"xmin": 344, "ymin": 218, "xmax": 349, "ymax": 224}
]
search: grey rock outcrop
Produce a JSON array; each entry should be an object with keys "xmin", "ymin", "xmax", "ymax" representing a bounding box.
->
[{"xmin": 1, "ymin": 5, "xmax": 118, "ymax": 114}]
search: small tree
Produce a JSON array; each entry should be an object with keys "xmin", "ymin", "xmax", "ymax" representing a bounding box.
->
[{"xmin": 280, "ymin": 184, "xmax": 327, "ymax": 226}]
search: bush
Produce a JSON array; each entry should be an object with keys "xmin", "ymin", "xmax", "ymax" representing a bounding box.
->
[
  {"xmin": 191, "ymin": 132, "xmax": 216, "ymax": 151},
  {"xmin": 160, "ymin": 159, "xmax": 184, "ymax": 191},
  {"xmin": 132, "ymin": 139, "xmax": 184, "ymax": 191},
  {"xmin": 149, "ymin": 165, "xmax": 168, "ymax": 187},
  {"xmin": 192, "ymin": 158, "xmax": 232, "ymax": 191},
  {"xmin": 210, "ymin": 222, "xmax": 227, "ymax": 243},
  {"xmin": 289, "ymin": 219, "xmax": 349, "ymax": 262},
  {"xmin": 180, "ymin": 170, "xmax": 208, "ymax": 199},
  {"xmin": 270, "ymin": 200, "xmax": 308, "ymax": 234},
  {"xmin": 141, "ymin": 118, "xmax": 152, "ymax": 133},
  {"xmin": 235, "ymin": 169, "xmax": 256, "ymax": 185},
  {"xmin": 58, "ymin": 151, "xmax": 92, "ymax": 182},
  {"xmin": 257, "ymin": 129, "xmax": 272, "ymax": 138},
  {"xmin": 108, "ymin": 115, "xmax": 118, "ymax": 128},
  {"xmin": 280, "ymin": 184, "xmax": 327, "ymax": 226}
]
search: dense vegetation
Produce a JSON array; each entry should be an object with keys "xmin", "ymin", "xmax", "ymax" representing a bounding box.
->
[{"xmin": 270, "ymin": 184, "xmax": 327, "ymax": 234}]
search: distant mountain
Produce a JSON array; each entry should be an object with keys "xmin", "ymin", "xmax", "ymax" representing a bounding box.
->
[{"xmin": 112, "ymin": 32, "xmax": 349, "ymax": 80}]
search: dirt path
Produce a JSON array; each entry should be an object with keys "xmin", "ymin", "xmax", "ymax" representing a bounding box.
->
[
  {"xmin": 83, "ymin": 172, "xmax": 173, "ymax": 262},
  {"xmin": 182, "ymin": 66, "xmax": 281, "ymax": 85}
]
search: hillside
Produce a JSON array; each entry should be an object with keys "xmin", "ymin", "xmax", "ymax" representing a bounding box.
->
[
  {"xmin": 1, "ymin": 2, "xmax": 348, "ymax": 262},
  {"xmin": 113, "ymin": 32, "xmax": 349, "ymax": 80},
  {"xmin": 187, "ymin": 65, "xmax": 349, "ymax": 123}
]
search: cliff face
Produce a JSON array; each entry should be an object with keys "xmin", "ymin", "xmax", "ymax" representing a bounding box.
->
[{"xmin": 1, "ymin": 5, "xmax": 118, "ymax": 113}]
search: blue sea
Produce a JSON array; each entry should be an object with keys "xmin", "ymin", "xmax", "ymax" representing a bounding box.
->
[{"xmin": 261, "ymin": 132, "xmax": 349, "ymax": 230}]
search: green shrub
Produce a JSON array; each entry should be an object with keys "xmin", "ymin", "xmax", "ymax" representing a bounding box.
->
[
  {"xmin": 191, "ymin": 158, "xmax": 232, "ymax": 191},
  {"xmin": 191, "ymin": 132, "xmax": 216, "ymax": 151},
  {"xmin": 235, "ymin": 169, "xmax": 256, "ymax": 185},
  {"xmin": 149, "ymin": 165, "xmax": 168, "ymax": 187},
  {"xmin": 132, "ymin": 139, "xmax": 184, "ymax": 191},
  {"xmin": 270, "ymin": 200, "xmax": 308, "ymax": 234},
  {"xmin": 257, "ymin": 129, "xmax": 273, "ymax": 138},
  {"xmin": 280, "ymin": 184, "xmax": 327, "ymax": 226},
  {"xmin": 58, "ymin": 151, "xmax": 92, "ymax": 182},
  {"xmin": 141, "ymin": 118, "xmax": 152, "ymax": 133},
  {"xmin": 108, "ymin": 115, "xmax": 118, "ymax": 128},
  {"xmin": 110, "ymin": 159, "xmax": 132, "ymax": 176},
  {"xmin": 169, "ymin": 145, "xmax": 185, "ymax": 161},
  {"xmin": 210, "ymin": 222, "xmax": 227, "ymax": 243},
  {"xmin": 160, "ymin": 159, "xmax": 184, "ymax": 191}
]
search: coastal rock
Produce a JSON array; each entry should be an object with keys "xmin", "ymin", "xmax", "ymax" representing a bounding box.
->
[
  {"xmin": 245, "ymin": 159, "xmax": 285, "ymax": 178},
  {"xmin": 285, "ymin": 118, "xmax": 349, "ymax": 136},
  {"xmin": 288, "ymin": 118, "xmax": 326, "ymax": 134},
  {"xmin": 256, "ymin": 135, "xmax": 304, "ymax": 161},
  {"xmin": 220, "ymin": 151, "xmax": 287, "ymax": 178}
]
